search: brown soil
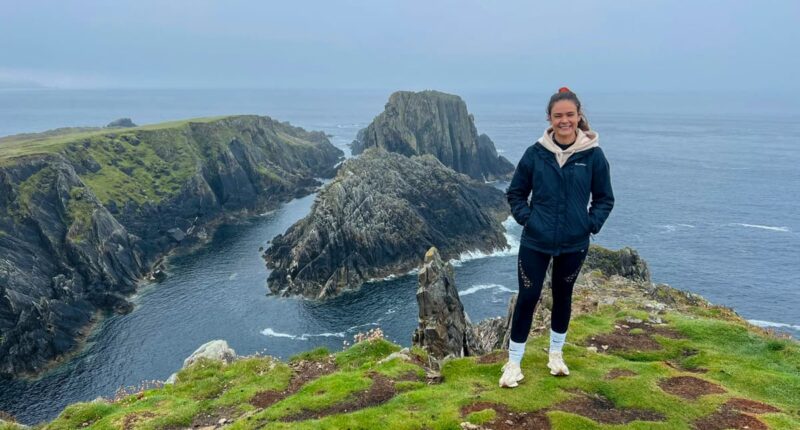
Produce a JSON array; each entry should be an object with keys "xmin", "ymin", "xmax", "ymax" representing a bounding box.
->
[
  {"xmin": 476, "ymin": 350, "xmax": 506, "ymax": 364},
  {"xmin": 658, "ymin": 376, "xmax": 726, "ymax": 400},
  {"xmin": 281, "ymin": 371, "xmax": 397, "ymax": 421},
  {"xmin": 604, "ymin": 368, "xmax": 638, "ymax": 380},
  {"xmin": 552, "ymin": 391, "xmax": 665, "ymax": 424},
  {"xmin": 723, "ymin": 398, "xmax": 780, "ymax": 414},
  {"xmin": 585, "ymin": 320, "xmax": 684, "ymax": 354},
  {"xmin": 249, "ymin": 356, "xmax": 338, "ymax": 409},
  {"xmin": 692, "ymin": 409, "xmax": 768, "ymax": 430},
  {"xmin": 188, "ymin": 406, "xmax": 238, "ymax": 428},
  {"xmin": 461, "ymin": 401, "xmax": 551, "ymax": 430}
]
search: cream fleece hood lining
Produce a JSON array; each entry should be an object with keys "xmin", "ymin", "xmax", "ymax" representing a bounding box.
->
[{"xmin": 539, "ymin": 127, "xmax": 599, "ymax": 168}]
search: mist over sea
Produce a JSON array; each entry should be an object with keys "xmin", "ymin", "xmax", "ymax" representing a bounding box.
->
[{"xmin": 1, "ymin": 88, "xmax": 798, "ymax": 424}]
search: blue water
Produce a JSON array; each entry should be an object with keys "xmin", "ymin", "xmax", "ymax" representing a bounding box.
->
[{"xmin": 0, "ymin": 89, "xmax": 798, "ymax": 425}]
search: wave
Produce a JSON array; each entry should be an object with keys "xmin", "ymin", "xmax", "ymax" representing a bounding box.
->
[
  {"xmin": 228, "ymin": 272, "xmax": 238, "ymax": 280},
  {"xmin": 459, "ymin": 283, "xmax": 513, "ymax": 296},
  {"xmin": 365, "ymin": 267, "xmax": 420, "ymax": 283},
  {"xmin": 260, "ymin": 328, "xmax": 346, "ymax": 340},
  {"xmin": 747, "ymin": 319, "xmax": 800, "ymax": 330},
  {"xmin": 729, "ymin": 223, "xmax": 790, "ymax": 232},
  {"xmin": 656, "ymin": 224, "xmax": 695, "ymax": 233},
  {"xmin": 450, "ymin": 216, "xmax": 520, "ymax": 266}
]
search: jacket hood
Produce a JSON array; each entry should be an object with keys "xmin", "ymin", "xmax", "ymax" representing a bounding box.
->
[{"xmin": 539, "ymin": 127, "xmax": 599, "ymax": 167}]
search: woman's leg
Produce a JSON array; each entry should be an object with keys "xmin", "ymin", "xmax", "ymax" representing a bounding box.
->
[
  {"xmin": 501, "ymin": 246, "xmax": 551, "ymax": 387},
  {"xmin": 508, "ymin": 246, "xmax": 551, "ymax": 352},
  {"xmin": 550, "ymin": 247, "xmax": 588, "ymax": 336},
  {"xmin": 547, "ymin": 247, "xmax": 588, "ymax": 376}
]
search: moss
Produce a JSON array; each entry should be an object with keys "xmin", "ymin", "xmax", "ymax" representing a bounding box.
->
[
  {"xmin": 290, "ymin": 347, "xmax": 332, "ymax": 363},
  {"xmin": 42, "ymin": 303, "xmax": 800, "ymax": 430}
]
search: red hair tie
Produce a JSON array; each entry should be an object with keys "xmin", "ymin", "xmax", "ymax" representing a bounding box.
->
[{"xmin": 558, "ymin": 87, "xmax": 571, "ymax": 93}]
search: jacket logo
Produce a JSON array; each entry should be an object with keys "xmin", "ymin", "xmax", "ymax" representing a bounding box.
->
[{"xmin": 575, "ymin": 163, "xmax": 587, "ymax": 166}]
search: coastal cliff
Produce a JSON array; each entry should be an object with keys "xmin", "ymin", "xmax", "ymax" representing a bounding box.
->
[
  {"xmin": 0, "ymin": 115, "xmax": 343, "ymax": 377},
  {"xmin": 351, "ymin": 91, "xmax": 514, "ymax": 181},
  {"xmin": 263, "ymin": 147, "xmax": 509, "ymax": 299},
  {"xmin": 17, "ymin": 245, "xmax": 799, "ymax": 430}
]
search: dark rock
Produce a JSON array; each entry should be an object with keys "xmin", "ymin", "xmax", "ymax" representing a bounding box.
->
[
  {"xmin": 166, "ymin": 228, "xmax": 186, "ymax": 243},
  {"xmin": 352, "ymin": 91, "xmax": 514, "ymax": 181},
  {"xmin": 412, "ymin": 247, "xmax": 471, "ymax": 360},
  {"xmin": 264, "ymin": 147, "xmax": 510, "ymax": 299},
  {"xmin": 106, "ymin": 118, "xmax": 137, "ymax": 128},
  {"xmin": 411, "ymin": 247, "xmax": 515, "ymax": 362},
  {"xmin": 585, "ymin": 245, "xmax": 651, "ymax": 282}
]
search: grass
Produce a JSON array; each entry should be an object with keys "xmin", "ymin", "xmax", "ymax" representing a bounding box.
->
[{"xmin": 27, "ymin": 290, "xmax": 799, "ymax": 430}]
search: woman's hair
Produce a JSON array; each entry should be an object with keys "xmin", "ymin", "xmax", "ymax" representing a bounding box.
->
[{"xmin": 547, "ymin": 87, "xmax": 590, "ymax": 131}]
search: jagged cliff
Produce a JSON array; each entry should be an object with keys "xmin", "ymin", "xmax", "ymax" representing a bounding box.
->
[
  {"xmin": 351, "ymin": 91, "xmax": 514, "ymax": 181},
  {"xmin": 263, "ymin": 147, "xmax": 509, "ymax": 299},
  {"xmin": 0, "ymin": 115, "xmax": 343, "ymax": 376}
]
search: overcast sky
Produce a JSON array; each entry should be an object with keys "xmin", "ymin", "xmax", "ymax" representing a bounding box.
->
[{"xmin": 1, "ymin": 0, "xmax": 798, "ymax": 91}]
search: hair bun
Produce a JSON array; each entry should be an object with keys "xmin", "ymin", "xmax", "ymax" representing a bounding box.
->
[{"xmin": 558, "ymin": 86, "xmax": 571, "ymax": 93}]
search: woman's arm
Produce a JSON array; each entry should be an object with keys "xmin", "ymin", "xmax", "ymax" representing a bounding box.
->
[
  {"xmin": 588, "ymin": 147, "xmax": 615, "ymax": 234},
  {"xmin": 505, "ymin": 147, "xmax": 534, "ymax": 226}
]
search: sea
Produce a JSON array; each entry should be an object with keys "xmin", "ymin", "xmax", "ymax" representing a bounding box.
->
[{"xmin": 0, "ymin": 88, "xmax": 798, "ymax": 425}]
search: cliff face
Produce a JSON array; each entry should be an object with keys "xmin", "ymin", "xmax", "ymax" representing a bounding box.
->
[
  {"xmin": 351, "ymin": 91, "xmax": 514, "ymax": 181},
  {"xmin": 263, "ymin": 147, "xmax": 509, "ymax": 299},
  {"xmin": 0, "ymin": 115, "xmax": 343, "ymax": 376}
]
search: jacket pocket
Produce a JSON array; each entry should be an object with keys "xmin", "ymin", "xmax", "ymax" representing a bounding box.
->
[{"xmin": 524, "ymin": 208, "xmax": 546, "ymax": 241}]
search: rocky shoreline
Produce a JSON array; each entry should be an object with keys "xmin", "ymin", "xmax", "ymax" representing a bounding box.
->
[{"xmin": 0, "ymin": 115, "xmax": 344, "ymax": 377}]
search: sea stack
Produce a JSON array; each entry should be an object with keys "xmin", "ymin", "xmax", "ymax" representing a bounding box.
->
[{"xmin": 351, "ymin": 90, "xmax": 514, "ymax": 181}]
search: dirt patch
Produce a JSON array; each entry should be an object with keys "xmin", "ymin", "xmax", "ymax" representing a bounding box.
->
[
  {"xmin": 552, "ymin": 391, "xmax": 665, "ymax": 424},
  {"xmin": 188, "ymin": 406, "xmax": 238, "ymax": 428},
  {"xmin": 692, "ymin": 409, "xmax": 768, "ymax": 430},
  {"xmin": 658, "ymin": 376, "xmax": 726, "ymax": 400},
  {"xmin": 249, "ymin": 356, "xmax": 337, "ymax": 409},
  {"xmin": 604, "ymin": 368, "xmax": 638, "ymax": 380},
  {"xmin": 476, "ymin": 350, "xmax": 506, "ymax": 364},
  {"xmin": 281, "ymin": 371, "xmax": 397, "ymax": 421},
  {"xmin": 723, "ymin": 398, "xmax": 780, "ymax": 414},
  {"xmin": 585, "ymin": 320, "xmax": 684, "ymax": 354},
  {"xmin": 461, "ymin": 401, "xmax": 551, "ymax": 430}
]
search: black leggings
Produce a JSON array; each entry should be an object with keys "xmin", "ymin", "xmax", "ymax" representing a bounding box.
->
[{"xmin": 509, "ymin": 246, "xmax": 587, "ymax": 343}]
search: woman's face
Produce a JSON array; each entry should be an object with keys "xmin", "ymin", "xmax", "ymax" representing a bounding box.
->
[{"xmin": 549, "ymin": 100, "xmax": 580, "ymax": 142}]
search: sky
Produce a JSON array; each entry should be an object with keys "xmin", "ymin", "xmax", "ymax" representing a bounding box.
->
[{"xmin": 1, "ymin": 0, "xmax": 798, "ymax": 92}]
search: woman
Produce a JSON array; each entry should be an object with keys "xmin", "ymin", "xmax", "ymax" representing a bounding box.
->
[{"xmin": 499, "ymin": 87, "xmax": 614, "ymax": 387}]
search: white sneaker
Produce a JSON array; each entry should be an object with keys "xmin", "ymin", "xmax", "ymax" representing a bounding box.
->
[
  {"xmin": 547, "ymin": 351, "xmax": 569, "ymax": 376},
  {"xmin": 499, "ymin": 361, "xmax": 524, "ymax": 388}
]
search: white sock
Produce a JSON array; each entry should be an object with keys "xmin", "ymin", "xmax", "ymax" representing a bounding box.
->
[
  {"xmin": 508, "ymin": 339, "xmax": 526, "ymax": 364},
  {"xmin": 549, "ymin": 329, "xmax": 567, "ymax": 353}
]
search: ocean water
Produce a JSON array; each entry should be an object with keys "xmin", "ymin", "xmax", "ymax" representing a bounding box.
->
[{"xmin": 0, "ymin": 89, "xmax": 798, "ymax": 424}]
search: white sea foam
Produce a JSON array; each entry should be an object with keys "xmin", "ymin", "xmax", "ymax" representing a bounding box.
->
[
  {"xmin": 260, "ymin": 328, "xmax": 300, "ymax": 339},
  {"xmin": 459, "ymin": 283, "xmax": 513, "ymax": 296},
  {"xmin": 228, "ymin": 272, "xmax": 238, "ymax": 280},
  {"xmin": 729, "ymin": 223, "xmax": 790, "ymax": 232},
  {"xmin": 748, "ymin": 320, "xmax": 800, "ymax": 330},
  {"xmin": 346, "ymin": 322, "xmax": 380, "ymax": 331},
  {"xmin": 260, "ymin": 328, "xmax": 346, "ymax": 340},
  {"xmin": 366, "ymin": 267, "xmax": 420, "ymax": 283},
  {"xmin": 449, "ymin": 216, "xmax": 520, "ymax": 266},
  {"xmin": 657, "ymin": 224, "xmax": 696, "ymax": 233}
]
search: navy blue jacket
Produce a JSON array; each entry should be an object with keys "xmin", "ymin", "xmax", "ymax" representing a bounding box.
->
[{"xmin": 505, "ymin": 142, "xmax": 614, "ymax": 255}]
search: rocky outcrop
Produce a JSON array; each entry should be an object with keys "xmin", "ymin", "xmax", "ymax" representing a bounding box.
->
[
  {"xmin": 264, "ymin": 147, "xmax": 510, "ymax": 299},
  {"xmin": 412, "ymin": 247, "xmax": 512, "ymax": 361},
  {"xmin": 165, "ymin": 339, "xmax": 237, "ymax": 384},
  {"xmin": 584, "ymin": 246, "xmax": 651, "ymax": 283},
  {"xmin": 0, "ymin": 115, "xmax": 343, "ymax": 377},
  {"xmin": 105, "ymin": 118, "xmax": 137, "ymax": 128},
  {"xmin": 351, "ymin": 91, "xmax": 514, "ymax": 181}
]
